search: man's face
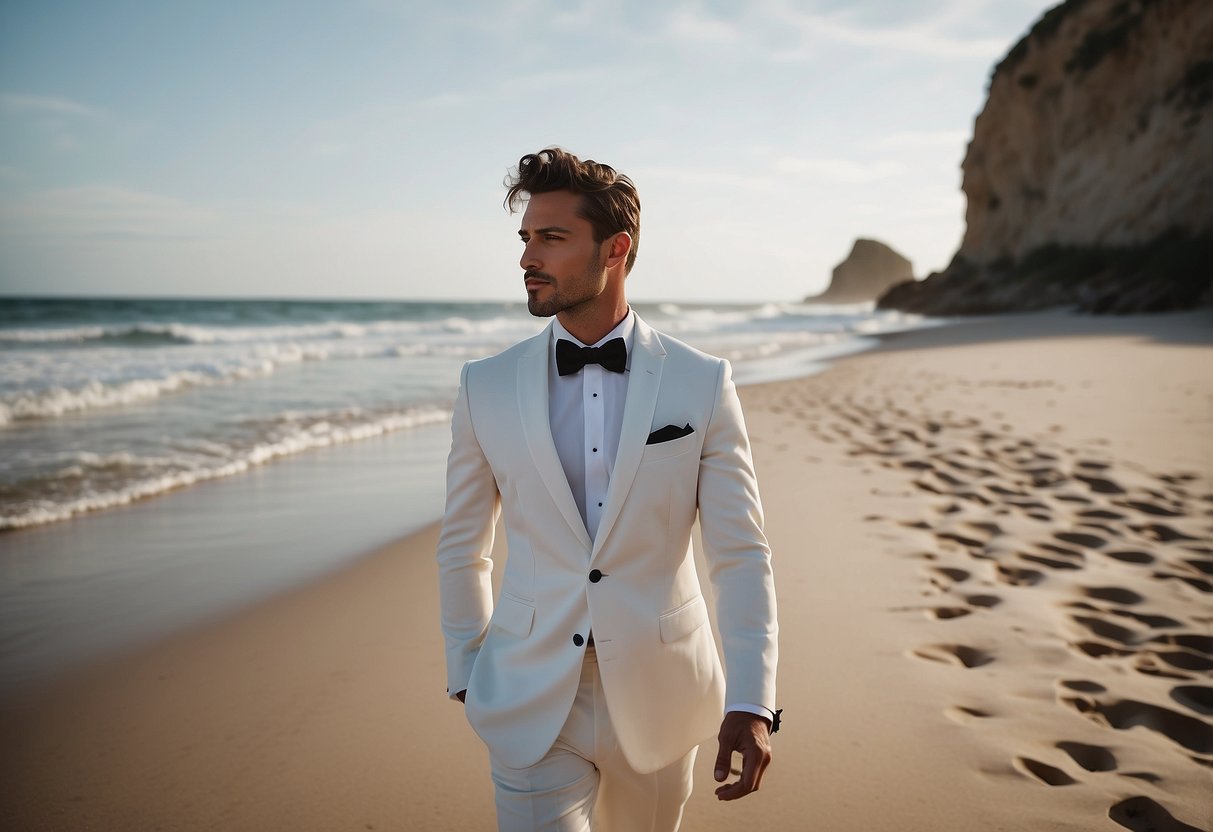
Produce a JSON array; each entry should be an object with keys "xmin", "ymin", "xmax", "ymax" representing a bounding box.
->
[{"xmin": 518, "ymin": 190, "xmax": 608, "ymax": 319}]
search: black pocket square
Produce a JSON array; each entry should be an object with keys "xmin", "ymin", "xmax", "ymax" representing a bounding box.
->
[{"xmin": 646, "ymin": 423, "xmax": 694, "ymax": 445}]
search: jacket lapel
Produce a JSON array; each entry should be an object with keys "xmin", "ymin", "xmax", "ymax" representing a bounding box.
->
[
  {"xmin": 517, "ymin": 323, "xmax": 594, "ymax": 552},
  {"xmin": 592, "ymin": 315, "xmax": 666, "ymax": 559}
]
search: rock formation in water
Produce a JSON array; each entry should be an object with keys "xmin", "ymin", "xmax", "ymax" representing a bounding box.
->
[
  {"xmin": 879, "ymin": 0, "xmax": 1213, "ymax": 314},
  {"xmin": 805, "ymin": 239, "xmax": 913, "ymax": 304}
]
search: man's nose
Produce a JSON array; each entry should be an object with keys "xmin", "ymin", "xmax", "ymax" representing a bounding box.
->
[{"xmin": 520, "ymin": 240, "xmax": 540, "ymax": 272}]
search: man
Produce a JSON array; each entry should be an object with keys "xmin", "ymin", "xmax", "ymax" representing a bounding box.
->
[{"xmin": 437, "ymin": 147, "xmax": 778, "ymax": 831}]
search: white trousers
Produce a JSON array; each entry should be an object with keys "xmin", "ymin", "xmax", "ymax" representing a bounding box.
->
[{"xmin": 487, "ymin": 646, "xmax": 697, "ymax": 832}]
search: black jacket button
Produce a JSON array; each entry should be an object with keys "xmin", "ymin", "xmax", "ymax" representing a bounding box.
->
[
  {"xmin": 573, "ymin": 633, "xmax": 585, "ymax": 647},
  {"xmin": 589, "ymin": 569, "xmax": 603, "ymax": 583}
]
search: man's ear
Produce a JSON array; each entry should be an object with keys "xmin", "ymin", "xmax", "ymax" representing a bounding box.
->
[{"xmin": 604, "ymin": 232, "xmax": 632, "ymax": 269}]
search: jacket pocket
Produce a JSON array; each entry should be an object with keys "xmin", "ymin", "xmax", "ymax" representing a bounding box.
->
[
  {"xmin": 640, "ymin": 432, "xmax": 696, "ymax": 463},
  {"xmin": 658, "ymin": 595, "xmax": 708, "ymax": 643},
  {"xmin": 492, "ymin": 592, "xmax": 535, "ymax": 638}
]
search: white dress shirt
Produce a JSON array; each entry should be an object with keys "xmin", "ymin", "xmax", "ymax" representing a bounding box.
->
[
  {"xmin": 549, "ymin": 313, "xmax": 634, "ymax": 540},
  {"xmin": 547, "ymin": 310, "xmax": 771, "ymax": 725}
]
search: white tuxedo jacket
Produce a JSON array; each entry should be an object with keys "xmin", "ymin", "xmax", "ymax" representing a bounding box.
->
[{"xmin": 437, "ymin": 314, "xmax": 777, "ymax": 774}]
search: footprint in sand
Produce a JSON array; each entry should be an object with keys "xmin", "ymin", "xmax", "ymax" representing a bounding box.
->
[
  {"xmin": 927, "ymin": 606, "xmax": 973, "ymax": 620},
  {"xmin": 1078, "ymin": 507, "xmax": 1126, "ymax": 520},
  {"xmin": 1055, "ymin": 531, "xmax": 1106, "ymax": 549},
  {"xmin": 1102, "ymin": 549, "xmax": 1155, "ymax": 565},
  {"xmin": 1080, "ymin": 586, "xmax": 1143, "ymax": 605},
  {"xmin": 1108, "ymin": 609, "xmax": 1182, "ymax": 629},
  {"xmin": 1075, "ymin": 474, "xmax": 1125, "ymax": 495},
  {"xmin": 1012, "ymin": 756, "xmax": 1077, "ymax": 786},
  {"xmin": 1025, "ymin": 467, "xmax": 1067, "ymax": 488},
  {"xmin": 1076, "ymin": 520, "xmax": 1121, "ymax": 537},
  {"xmin": 1038, "ymin": 541, "xmax": 1086, "ymax": 559},
  {"xmin": 1151, "ymin": 632, "xmax": 1213, "ymax": 655},
  {"xmin": 1135, "ymin": 522, "xmax": 1199, "ymax": 543},
  {"xmin": 1108, "ymin": 796, "xmax": 1204, "ymax": 832},
  {"xmin": 1183, "ymin": 557, "xmax": 1213, "ymax": 575},
  {"xmin": 927, "ymin": 566, "xmax": 970, "ymax": 590},
  {"xmin": 911, "ymin": 643, "xmax": 994, "ymax": 669},
  {"xmin": 1119, "ymin": 499, "xmax": 1185, "ymax": 518},
  {"xmin": 1069, "ymin": 615, "xmax": 1139, "ymax": 646},
  {"xmin": 1130, "ymin": 654, "xmax": 1198, "ymax": 681},
  {"xmin": 1072, "ymin": 640, "xmax": 1133, "ymax": 659},
  {"xmin": 995, "ymin": 564, "xmax": 1045, "ymax": 587},
  {"xmin": 936, "ymin": 530, "xmax": 989, "ymax": 551},
  {"xmin": 1021, "ymin": 552, "xmax": 1084, "ymax": 571},
  {"xmin": 988, "ymin": 484, "xmax": 1031, "ymax": 499},
  {"xmin": 944, "ymin": 705, "xmax": 993, "ymax": 725},
  {"xmin": 966, "ymin": 593, "xmax": 1002, "ymax": 608},
  {"xmin": 1145, "ymin": 647, "xmax": 1213, "ymax": 674},
  {"xmin": 1059, "ymin": 694, "xmax": 1213, "ymax": 755},
  {"xmin": 1170, "ymin": 685, "xmax": 1213, "ymax": 715},
  {"xmin": 1120, "ymin": 771, "xmax": 1163, "ymax": 783},
  {"xmin": 1055, "ymin": 741, "xmax": 1117, "ymax": 772},
  {"xmin": 1058, "ymin": 679, "xmax": 1106, "ymax": 694},
  {"xmin": 1152, "ymin": 571, "xmax": 1213, "ymax": 594},
  {"xmin": 1067, "ymin": 600, "xmax": 1101, "ymax": 613}
]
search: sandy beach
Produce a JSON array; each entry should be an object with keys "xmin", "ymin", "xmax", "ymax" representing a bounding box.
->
[{"xmin": 2, "ymin": 309, "xmax": 1210, "ymax": 831}]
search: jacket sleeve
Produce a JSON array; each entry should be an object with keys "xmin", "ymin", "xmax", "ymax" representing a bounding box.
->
[
  {"xmin": 436, "ymin": 361, "xmax": 500, "ymax": 699},
  {"xmin": 697, "ymin": 358, "xmax": 778, "ymax": 712}
]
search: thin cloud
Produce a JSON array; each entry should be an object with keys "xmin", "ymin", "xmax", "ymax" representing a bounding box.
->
[
  {"xmin": 0, "ymin": 93, "xmax": 103, "ymax": 118},
  {"xmin": 757, "ymin": 0, "xmax": 1014, "ymax": 61},
  {"xmin": 1, "ymin": 93, "xmax": 116, "ymax": 154}
]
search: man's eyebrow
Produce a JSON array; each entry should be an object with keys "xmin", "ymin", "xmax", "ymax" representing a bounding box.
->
[{"xmin": 518, "ymin": 226, "xmax": 573, "ymax": 237}]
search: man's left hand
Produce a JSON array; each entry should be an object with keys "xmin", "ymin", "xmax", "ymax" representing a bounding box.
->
[{"xmin": 713, "ymin": 711, "xmax": 773, "ymax": 801}]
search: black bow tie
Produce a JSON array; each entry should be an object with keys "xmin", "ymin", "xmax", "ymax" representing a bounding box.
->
[{"xmin": 556, "ymin": 337, "xmax": 627, "ymax": 376}]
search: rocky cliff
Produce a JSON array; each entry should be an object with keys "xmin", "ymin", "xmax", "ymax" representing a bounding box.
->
[
  {"xmin": 880, "ymin": 0, "xmax": 1213, "ymax": 314},
  {"xmin": 805, "ymin": 239, "xmax": 913, "ymax": 304}
]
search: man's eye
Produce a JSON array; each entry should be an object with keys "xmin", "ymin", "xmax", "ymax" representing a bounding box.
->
[{"xmin": 544, "ymin": 235, "xmax": 563, "ymax": 241}]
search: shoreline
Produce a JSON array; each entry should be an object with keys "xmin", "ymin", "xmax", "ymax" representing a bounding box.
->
[
  {"xmin": 0, "ymin": 309, "xmax": 919, "ymax": 696},
  {"xmin": 0, "ymin": 420, "xmax": 450, "ymax": 697},
  {"xmin": 3, "ymin": 308, "xmax": 1211, "ymax": 830}
]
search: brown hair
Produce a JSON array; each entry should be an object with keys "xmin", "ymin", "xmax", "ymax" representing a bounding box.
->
[{"xmin": 505, "ymin": 147, "xmax": 641, "ymax": 274}]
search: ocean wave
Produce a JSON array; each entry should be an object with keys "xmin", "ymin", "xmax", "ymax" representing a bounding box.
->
[
  {"xmin": 0, "ymin": 338, "xmax": 499, "ymax": 424},
  {"xmin": 0, "ymin": 407, "xmax": 452, "ymax": 531},
  {"xmin": 706, "ymin": 330, "xmax": 844, "ymax": 363},
  {"xmin": 849, "ymin": 309, "xmax": 928, "ymax": 334},
  {"xmin": 646, "ymin": 302, "xmax": 812, "ymax": 333},
  {"xmin": 0, "ymin": 315, "xmax": 539, "ymax": 347},
  {"xmin": 0, "ymin": 364, "xmax": 275, "ymax": 424}
]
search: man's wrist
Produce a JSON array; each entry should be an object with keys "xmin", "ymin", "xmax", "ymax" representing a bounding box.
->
[
  {"xmin": 725, "ymin": 703, "xmax": 774, "ymax": 723},
  {"xmin": 725, "ymin": 703, "xmax": 781, "ymax": 733}
]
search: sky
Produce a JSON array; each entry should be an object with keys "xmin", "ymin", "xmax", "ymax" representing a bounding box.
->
[{"xmin": 0, "ymin": 0, "xmax": 1058, "ymax": 303}]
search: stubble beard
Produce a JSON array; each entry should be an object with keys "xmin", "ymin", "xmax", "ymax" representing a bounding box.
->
[{"xmin": 525, "ymin": 251, "xmax": 606, "ymax": 319}]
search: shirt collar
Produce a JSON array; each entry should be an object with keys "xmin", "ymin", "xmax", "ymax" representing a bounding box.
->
[{"xmin": 551, "ymin": 308, "xmax": 635, "ymax": 358}]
